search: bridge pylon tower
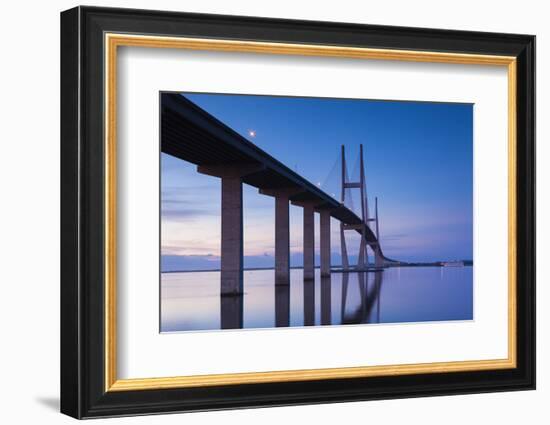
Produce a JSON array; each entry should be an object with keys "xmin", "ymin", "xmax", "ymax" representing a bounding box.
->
[{"xmin": 339, "ymin": 144, "xmax": 383, "ymax": 271}]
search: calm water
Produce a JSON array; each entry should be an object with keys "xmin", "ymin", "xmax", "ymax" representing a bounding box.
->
[{"xmin": 160, "ymin": 266, "xmax": 473, "ymax": 332}]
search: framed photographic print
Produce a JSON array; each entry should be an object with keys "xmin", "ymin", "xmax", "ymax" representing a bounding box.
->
[{"xmin": 60, "ymin": 6, "xmax": 535, "ymax": 419}]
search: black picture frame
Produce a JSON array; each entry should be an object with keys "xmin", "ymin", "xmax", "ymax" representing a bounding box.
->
[{"xmin": 61, "ymin": 5, "xmax": 535, "ymax": 419}]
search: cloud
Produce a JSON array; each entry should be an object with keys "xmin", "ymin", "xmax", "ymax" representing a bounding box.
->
[
  {"xmin": 162, "ymin": 199, "xmax": 191, "ymax": 205},
  {"xmin": 162, "ymin": 241, "xmax": 219, "ymax": 256},
  {"xmin": 161, "ymin": 208, "xmax": 217, "ymax": 221},
  {"xmin": 161, "ymin": 188, "xmax": 220, "ymax": 221}
]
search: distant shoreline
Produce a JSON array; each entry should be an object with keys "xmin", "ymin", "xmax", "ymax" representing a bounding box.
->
[
  {"xmin": 162, "ymin": 261, "xmax": 473, "ymax": 274},
  {"xmin": 163, "ymin": 265, "xmax": 320, "ymax": 274}
]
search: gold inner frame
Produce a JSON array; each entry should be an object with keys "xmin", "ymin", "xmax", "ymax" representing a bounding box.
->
[{"xmin": 104, "ymin": 33, "xmax": 517, "ymax": 392}]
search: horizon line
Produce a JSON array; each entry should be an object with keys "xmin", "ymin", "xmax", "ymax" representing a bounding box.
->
[{"xmin": 162, "ymin": 260, "xmax": 473, "ymax": 274}]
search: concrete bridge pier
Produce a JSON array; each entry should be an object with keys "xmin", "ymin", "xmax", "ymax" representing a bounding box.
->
[
  {"xmin": 318, "ymin": 209, "xmax": 332, "ymax": 277},
  {"xmin": 220, "ymin": 176, "xmax": 243, "ymax": 295},
  {"xmin": 198, "ymin": 163, "xmax": 264, "ymax": 296},
  {"xmin": 292, "ymin": 200, "xmax": 317, "ymax": 280},
  {"xmin": 303, "ymin": 204, "xmax": 315, "ymax": 280},
  {"xmin": 259, "ymin": 188, "xmax": 304, "ymax": 285},
  {"xmin": 275, "ymin": 195, "xmax": 291, "ymax": 283}
]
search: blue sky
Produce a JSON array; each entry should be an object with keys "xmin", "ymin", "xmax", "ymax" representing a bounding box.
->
[{"xmin": 161, "ymin": 93, "xmax": 473, "ymax": 271}]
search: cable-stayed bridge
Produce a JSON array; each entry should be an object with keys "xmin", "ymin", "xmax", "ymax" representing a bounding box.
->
[{"xmin": 161, "ymin": 93, "xmax": 396, "ymax": 296}]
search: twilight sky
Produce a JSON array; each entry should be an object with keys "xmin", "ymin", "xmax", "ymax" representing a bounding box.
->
[{"xmin": 161, "ymin": 93, "xmax": 473, "ymax": 272}]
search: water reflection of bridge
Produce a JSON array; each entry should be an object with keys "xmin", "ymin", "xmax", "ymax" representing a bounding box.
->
[
  {"xmin": 341, "ymin": 271, "xmax": 383, "ymax": 325},
  {"xmin": 221, "ymin": 271, "xmax": 384, "ymax": 329}
]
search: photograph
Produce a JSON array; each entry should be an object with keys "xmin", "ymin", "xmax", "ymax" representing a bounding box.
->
[{"xmin": 160, "ymin": 92, "xmax": 474, "ymax": 332}]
